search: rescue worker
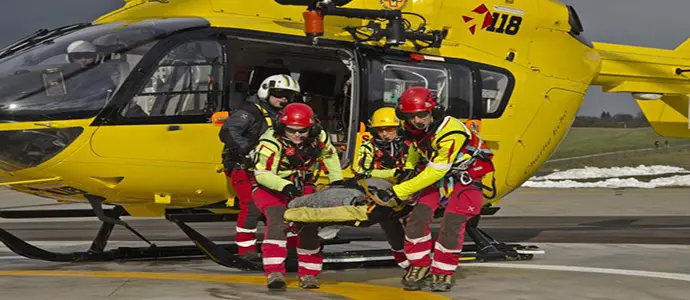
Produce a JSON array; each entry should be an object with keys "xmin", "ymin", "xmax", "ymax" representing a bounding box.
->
[
  {"xmin": 251, "ymin": 102, "xmax": 344, "ymax": 290},
  {"xmin": 63, "ymin": 40, "xmax": 117, "ymax": 110},
  {"xmin": 376, "ymin": 86, "xmax": 493, "ymax": 292},
  {"xmin": 66, "ymin": 40, "xmax": 100, "ymax": 68},
  {"xmin": 219, "ymin": 74, "xmax": 301, "ymax": 260},
  {"xmin": 354, "ymin": 106, "xmax": 412, "ymax": 270}
]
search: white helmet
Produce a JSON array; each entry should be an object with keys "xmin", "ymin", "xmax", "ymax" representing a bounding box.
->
[
  {"xmin": 66, "ymin": 40, "xmax": 98, "ymax": 63},
  {"xmin": 67, "ymin": 40, "xmax": 97, "ymax": 53},
  {"xmin": 256, "ymin": 74, "xmax": 301, "ymax": 100}
]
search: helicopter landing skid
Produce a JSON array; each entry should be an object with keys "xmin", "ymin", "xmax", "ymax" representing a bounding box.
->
[
  {"xmin": 165, "ymin": 206, "xmax": 543, "ymax": 270},
  {"xmin": 0, "ymin": 205, "xmax": 542, "ymax": 269}
]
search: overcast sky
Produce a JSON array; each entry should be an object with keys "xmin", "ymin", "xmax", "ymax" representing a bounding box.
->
[{"xmin": 1, "ymin": 0, "xmax": 688, "ymax": 116}]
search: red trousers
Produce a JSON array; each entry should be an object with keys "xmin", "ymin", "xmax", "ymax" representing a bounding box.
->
[
  {"xmin": 403, "ymin": 183, "xmax": 482, "ymax": 275},
  {"xmin": 228, "ymin": 170, "xmax": 262, "ymax": 255},
  {"xmin": 252, "ymin": 185, "xmax": 321, "ymax": 277}
]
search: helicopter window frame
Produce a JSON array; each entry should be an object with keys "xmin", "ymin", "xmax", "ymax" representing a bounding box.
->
[
  {"xmin": 359, "ymin": 46, "xmax": 515, "ymax": 121},
  {"xmin": 120, "ymin": 40, "xmax": 226, "ymax": 118},
  {"xmin": 96, "ymin": 29, "xmax": 229, "ymax": 126},
  {"xmin": 474, "ymin": 63, "xmax": 515, "ymax": 119},
  {"xmin": 360, "ymin": 48, "xmax": 476, "ymax": 122}
]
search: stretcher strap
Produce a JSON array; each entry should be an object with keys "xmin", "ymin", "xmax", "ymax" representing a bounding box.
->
[
  {"xmin": 358, "ymin": 179, "xmax": 405, "ymax": 211},
  {"xmin": 358, "ymin": 179, "xmax": 388, "ymax": 207}
]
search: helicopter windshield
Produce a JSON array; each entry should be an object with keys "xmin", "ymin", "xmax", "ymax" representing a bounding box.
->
[{"xmin": 0, "ymin": 18, "xmax": 209, "ymax": 122}]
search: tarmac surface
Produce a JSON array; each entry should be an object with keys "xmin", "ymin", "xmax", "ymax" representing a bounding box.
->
[{"xmin": 0, "ymin": 187, "xmax": 689, "ymax": 299}]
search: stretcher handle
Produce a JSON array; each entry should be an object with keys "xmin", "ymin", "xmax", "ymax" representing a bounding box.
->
[{"xmin": 358, "ymin": 179, "xmax": 398, "ymax": 208}]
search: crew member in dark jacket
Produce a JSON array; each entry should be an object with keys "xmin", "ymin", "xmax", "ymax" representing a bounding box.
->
[{"xmin": 219, "ymin": 74, "xmax": 301, "ymax": 259}]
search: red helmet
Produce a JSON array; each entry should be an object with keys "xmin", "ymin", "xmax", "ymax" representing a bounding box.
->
[
  {"xmin": 278, "ymin": 103, "xmax": 315, "ymax": 127},
  {"xmin": 398, "ymin": 86, "xmax": 437, "ymax": 113}
]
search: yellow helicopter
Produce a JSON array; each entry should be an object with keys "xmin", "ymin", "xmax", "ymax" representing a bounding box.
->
[{"xmin": 0, "ymin": 0, "xmax": 689, "ymax": 269}]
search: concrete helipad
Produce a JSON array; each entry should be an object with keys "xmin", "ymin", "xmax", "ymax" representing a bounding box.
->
[{"xmin": 1, "ymin": 187, "xmax": 689, "ymax": 299}]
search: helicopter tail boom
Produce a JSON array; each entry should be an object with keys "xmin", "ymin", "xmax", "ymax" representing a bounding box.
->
[{"xmin": 591, "ymin": 39, "xmax": 690, "ymax": 138}]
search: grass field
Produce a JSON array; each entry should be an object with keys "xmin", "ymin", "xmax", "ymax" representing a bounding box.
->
[
  {"xmin": 538, "ymin": 127, "xmax": 690, "ymax": 173},
  {"xmin": 548, "ymin": 127, "xmax": 690, "ymax": 159}
]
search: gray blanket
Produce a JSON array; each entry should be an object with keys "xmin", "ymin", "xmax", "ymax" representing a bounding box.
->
[{"xmin": 287, "ymin": 178, "xmax": 394, "ymax": 209}]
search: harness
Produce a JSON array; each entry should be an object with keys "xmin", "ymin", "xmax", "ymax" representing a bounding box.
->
[
  {"xmin": 440, "ymin": 121, "xmax": 497, "ymax": 203},
  {"xmin": 409, "ymin": 118, "xmax": 497, "ymax": 206},
  {"xmin": 253, "ymin": 103, "xmax": 273, "ymax": 128},
  {"xmin": 362, "ymin": 138, "xmax": 411, "ymax": 174},
  {"xmin": 276, "ymin": 136, "xmax": 326, "ymax": 190}
]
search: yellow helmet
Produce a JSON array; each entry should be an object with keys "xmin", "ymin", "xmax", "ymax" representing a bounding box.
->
[{"xmin": 369, "ymin": 107, "xmax": 400, "ymax": 128}]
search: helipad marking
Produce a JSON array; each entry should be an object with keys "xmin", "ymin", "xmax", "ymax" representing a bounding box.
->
[
  {"xmin": 462, "ymin": 263, "xmax": 690, "ymax": 282},
  {"xmin": 0, "ymin": 270, "xmax": 450, "ymax": 300}
]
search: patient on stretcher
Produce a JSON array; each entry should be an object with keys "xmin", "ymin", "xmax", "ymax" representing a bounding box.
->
[{"xmin": 284, "ymin": 178, "xmax": 398, "ymax": 223}]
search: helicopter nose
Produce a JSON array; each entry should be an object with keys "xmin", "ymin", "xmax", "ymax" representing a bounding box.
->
[{"xmin": 0, "ymin": 127, "xmax": 84, "ymax": 173}]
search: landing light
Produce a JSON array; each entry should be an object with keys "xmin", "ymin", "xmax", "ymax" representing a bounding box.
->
[{"xmin": 632, "ymin": 93, "xmax": 663, "ymax": 100}]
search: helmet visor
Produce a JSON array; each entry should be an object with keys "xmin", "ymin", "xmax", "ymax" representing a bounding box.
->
[
  {"xmin": 68, "ymin": 52, "xmax": 98, "ymax": 61},
  {"xmin": 269, "ymin": 88, "xmax": 301, "ymax": 102}
]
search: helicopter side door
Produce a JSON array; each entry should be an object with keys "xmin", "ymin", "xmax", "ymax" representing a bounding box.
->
[{"xmin": 89, "ymin": 36, "xmax": 226, "ymax": 165}]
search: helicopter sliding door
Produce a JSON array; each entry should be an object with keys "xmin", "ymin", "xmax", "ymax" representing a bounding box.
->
[{"xmin": 89, "ymin": 34, "xmax": 226, "ymax": 164}]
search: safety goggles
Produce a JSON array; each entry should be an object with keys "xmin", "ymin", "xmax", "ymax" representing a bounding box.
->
[
  {"xmin": 374, "ymin": 127, "xmax": 397, "ymax": 134},
  {"xmin": 269, "ymin": 88, "xmax": 301, "ymax": 102},
  {"xmin": 401, "ymin": 111, "xmax": 431, "ymax": 120},
  {"xmin": 285, "ymin": 126, "xmax": 310, "ymax": 134}
]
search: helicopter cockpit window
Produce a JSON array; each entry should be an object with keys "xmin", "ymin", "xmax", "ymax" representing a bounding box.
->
[
  {"xmin": 0, "ymin": 18, "xmax": 210, "ymax": 122},
  {"xmin": 480, "ymin": 69, "xmax": 509, "ymax": 115},
  {"xmin": 120, "ymin": 40, "xmax": 224, "ymax": 118},
  {"xmin": 380, "ymin": 64, "xmax": 449, "ymax": 108}
]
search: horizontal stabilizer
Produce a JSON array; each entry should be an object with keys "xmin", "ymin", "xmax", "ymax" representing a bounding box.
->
[
  {"xmin": 591, "ymin": 39, "xmax": 690, "ymax": 138},
  {"xmin": 592, "ymin": 38, "xmax": 690, "ymax": 95}
]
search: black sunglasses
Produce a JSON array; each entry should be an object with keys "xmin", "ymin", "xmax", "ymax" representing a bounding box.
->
[
  {"xmin": 285, "ymin": 127, "xmax": 310, "ymax": 134},
  {"xmin": 402, "ymin": 111, "xmax": 431, "ymax": 120}
]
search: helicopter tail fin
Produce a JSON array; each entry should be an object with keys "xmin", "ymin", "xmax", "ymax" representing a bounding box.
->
[{"xmin": 591, "ymin": 39, "xmax": 690, "ymax": 138}]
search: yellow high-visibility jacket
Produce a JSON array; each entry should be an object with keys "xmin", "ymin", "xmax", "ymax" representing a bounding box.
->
[
  {"xmin": 252, "ymin": 128, "xmax": 343, "ymax": 192},
  {"xmin": 392, "ymin": 116, "xmax": 472, "ymax": 198}
]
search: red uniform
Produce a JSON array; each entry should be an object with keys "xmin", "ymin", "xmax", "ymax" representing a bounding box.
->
[
  {"xmin": 251, "ymin": 103, "xmax": 344, "ymax": 290},
  {"xmin": 379, "ymin": 87, "xmax": 495, "ymax": 292}
]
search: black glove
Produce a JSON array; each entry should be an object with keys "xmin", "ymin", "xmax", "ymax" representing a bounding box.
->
[
  {"xmin": 330, "ymin": 180, "xmax": 344, "ymax": 187},
  {"xmin": 376, "ymin": 187, "xmax": 400, "ymax": 205},
  {"xmin": 281, "ymin": 184, "xmax": 301, "ymax": 198},
  {"xmin": 394, "ymin": 169, "xmax": 414, "ymax": 184}
]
